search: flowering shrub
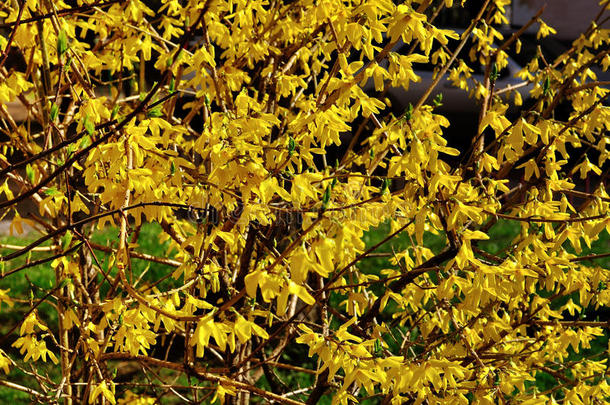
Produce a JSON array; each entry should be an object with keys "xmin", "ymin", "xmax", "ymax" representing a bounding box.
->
[{"xmin": 1, "ymin": 0, "xmax": 610, "ymax": 403}]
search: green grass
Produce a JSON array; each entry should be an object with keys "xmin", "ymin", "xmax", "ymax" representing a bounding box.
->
[
  {"xmin": 0, "ymin": 221, "xmax": 176, "ymax": 402},
  {"xmin": 89, "ymin": 222, "xmax": 180, "ymax": 296},
  {"xmin": 0, "ymin": 222, "xmax": 176, "ymax": 327}
]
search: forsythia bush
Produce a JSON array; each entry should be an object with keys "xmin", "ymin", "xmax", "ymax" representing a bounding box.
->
[{"xmin": 0, "ymin": 0, "xmax": 609, "ymax": 403}]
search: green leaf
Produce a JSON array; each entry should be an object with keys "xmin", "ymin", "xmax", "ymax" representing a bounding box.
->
[
  {"xmin": 288, "ymin": 136, "xmax": 296, "ymax": 156},
  {"xmin": 169, "ymin": 77, "xmax": 175, "ymax": 93},
  {"xmin": 44, "ymin": 187, "xmax": 60, "ymax": 196},
  {"xmin": 66, "ymin": 143, "xmax": 77, "ymax": 157},
  {"xmin": 147, "ymin": 107, "xmax": 163, "ymax": 118},
  {"xmin": 57, "ymin": 30, "xmax": 68, "ymax": 57},
  {"xmin": 130, "ymin": 78, "xmax": 138, "ymax": 93},
  {"xmin": 26, "ymin": 164, "xmax": 35, "ymax": 183},
  {"xmin": 321, "ymin": 185, "xmax": 331, "ymax": 210},
  {"xmin": 374, "ymin": 339, "xmax": 383, "ymax": 357},
  {"xmin": 83, "ymin": 116, "xmax": 95, "ymax": 135},
  {"xmin": 381, "ymin": 178, "xmax": 390, "ymax": 195},
  {"xmin": 404, "ymin": 103, "xmax": 413, "ymax": 121},
  {"xmin": 60, "ymin": 278, "xmax": 72, "ymax": 289},
  {"xmin": 61, "ymin": 230, "xmax": 73, "ymax": 250},
  {"xmin": 543, "ymin": 76, "xmax": 551, "ymax": 96},
  {"xmin": 111, "ymin": 104, "xmax": 120, "ymax": 120},
  {"xmin": 81, "ymin": 135, "xmax": 91, "ymax": 149},
  {"xmin": 490, "ymin": 63, "xmax": 498, "ymax": 82},
  {"xmin": 433, "ymin": 93, "xmax": 443, "ymax": 107},
  {"xmin": 50, "ymin": 102, "xmax": 59, "ymax": 121}
]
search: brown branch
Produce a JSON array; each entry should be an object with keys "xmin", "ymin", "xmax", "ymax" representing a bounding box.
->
[
  {"xmin": 98, "ymin": 353, "xmax": 306, "ymax": 405},
  {"xmin": 268, "ymin": 361, "xmax": 317, "ymax": 375},
  {"xmin": 532, "ymin": 320, "xmax": 610, "ymax": 328},
  {"xmin": 0, "ymin": 379, "xmax": 48, "ymax": 401},
  {"xmin": 570, "ymin": 252, "xmax": 610, "ymax": 263},
  {"xmin": 306, "ymin": 369, "xmax": 329, "ymax": 405},
  {"xmin": 0, "ymin": 242, "xmax": 84, "ymax": 281},
  {"xmin": 535, "ymin": 365, "xmax": 575, "ymax": 385},
  {"xmin": 88, "ymin": 241, "xmax": 182, "ymax": 267},
  {"xmin": 234, "ymin": 224, "xmax": 257, "ymax": 292},
  {"xmin": 0, "ymin": 0, "xmax": 126, "ymax": 29},
  {"xmin": 486, "ymin": 211, "xmax": 607, "ymax": 224},
  {"xmin": 565, "ymin": 81, "xmax": 610, "ymax": 95},
  {"xmin": 0, "ymin": 0, "xmax": 25, "ymax": 71},
  {"xmin": 358, "ymin": 247, "xmax": 458, "ymax": 329},
  {"xmin": 0, "ymin": 202, "xmax": 208, "ymax": 262}
]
